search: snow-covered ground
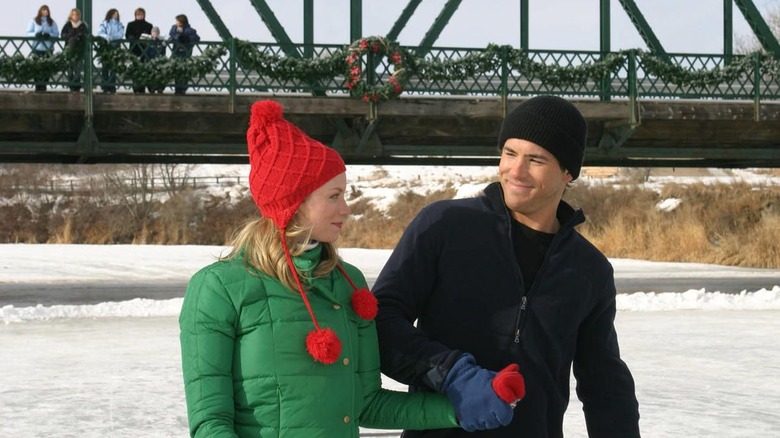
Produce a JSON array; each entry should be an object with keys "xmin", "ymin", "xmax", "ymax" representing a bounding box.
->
[
  {"xmin": 1, "ymin": 244, "xmax": 779, "ymax": 437},
  {"xmin": 1, "ymin": 165, "xmax": 778, "ymax": 437}
]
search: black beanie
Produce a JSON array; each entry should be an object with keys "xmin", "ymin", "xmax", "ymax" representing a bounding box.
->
[{"xmin": 497, "ymin": 96, "xmax": 587, "ymax": 180}]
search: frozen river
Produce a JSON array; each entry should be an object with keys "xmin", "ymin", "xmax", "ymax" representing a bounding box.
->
[
  {"xmin": 1, "ymin": 244, "xmax": 779, "ymax": 437},
  {"xmin": 2, "ymin": 311, "xmax": 778, "ymax": 437}
]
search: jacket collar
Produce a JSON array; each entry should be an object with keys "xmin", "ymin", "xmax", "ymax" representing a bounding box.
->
[
  {"xmin": 483, "ymin": 181, "xmax": 585, "ymax": 233},
  {"xmin": 292, "ymin": 242, "xmax": 322, "ymax": 276}
]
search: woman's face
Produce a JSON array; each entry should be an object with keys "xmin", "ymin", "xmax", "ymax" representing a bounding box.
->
[
  {"xmin": 70, "ymin": 10, "xmax": 80, "ymax": 22},
  {"xmin": 40, "ymin": 7, "xmax": 49, "ymax": 17},
  {"xmin": 296, "ymin": 172, "xmax": 349, "ymax": 243}
]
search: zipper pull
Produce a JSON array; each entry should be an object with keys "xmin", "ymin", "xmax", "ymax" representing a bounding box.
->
[
  {"xmin": 514, "ymin": 329, "xmax": 520, "ymax": 343},
  {"xmin": 520, "ymin": 295, "xmax": 527, "ymax": 310}
]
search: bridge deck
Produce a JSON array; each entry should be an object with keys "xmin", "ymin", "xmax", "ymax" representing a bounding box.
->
[{"xmin": 0, "ymin": 91, "xmax": 778, "ymax": 167}]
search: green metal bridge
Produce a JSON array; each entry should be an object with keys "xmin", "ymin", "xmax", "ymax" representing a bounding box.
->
[{"xmin": 1, "ymin": 0, "xmax": 780, "ymax": 167}]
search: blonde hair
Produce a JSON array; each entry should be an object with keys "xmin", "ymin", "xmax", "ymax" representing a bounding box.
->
[{"xmin": 222, "ymin": 217, "xmax": 339, "ymax": 293}]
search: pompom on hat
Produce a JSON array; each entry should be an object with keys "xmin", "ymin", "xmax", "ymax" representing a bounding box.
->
[
  {"xmin": 245, "ymin": 100, "xmax": 376, "ymax": 365},
  {"xmin": 497, "ymin": 95, "xmax": 587, "ymax": 180}
]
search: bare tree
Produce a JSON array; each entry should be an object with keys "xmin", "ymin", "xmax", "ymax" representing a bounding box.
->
[
  {"xmin": 101, "ymin": 164, "xmax": 159, "ymax": 241},
  {"xmin": 158, "ymin": 163, "xmax": 195, "ymax": 197},
  {"xmin": 735, "ymin": 3, "xmax": 780, "ymax": 53}
]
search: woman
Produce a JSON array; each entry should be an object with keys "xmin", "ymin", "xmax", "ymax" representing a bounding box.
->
[
  {"xmin": 125, "ymin": 7, "xmax": 153, "ymax": 94},
  {"xmin": 25, "ymin": 5, "xmax": 59, "ymax": 92},
  {"xmin": 60, "ymin": 8, "xmax": 88, "ymax": 92},
  {"xmin": 96, "ymin": 8, "xmax": 124, "ymax": 93},
  {"xmin": 167, "ymin": 14, "xmax": 200, "ymax": 94},
  {"xmin": 179, "ymin": 100, "xmax": 522, "ymax": 437}
]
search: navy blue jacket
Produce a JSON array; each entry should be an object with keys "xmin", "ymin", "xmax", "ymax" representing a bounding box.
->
[{"xmin": 374, "ymin": 182, "xmax": 640, "ymax": 437}]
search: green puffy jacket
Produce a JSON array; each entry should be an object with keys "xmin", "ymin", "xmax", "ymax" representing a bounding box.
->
[{"xmin": 180, "ymin": 244, "xmax": 458, "ymax": 437}]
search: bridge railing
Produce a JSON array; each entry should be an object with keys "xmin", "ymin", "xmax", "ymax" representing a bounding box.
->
[{"xmin": 1, "ymin": 35, "xmax": 778, "ymax": 102}]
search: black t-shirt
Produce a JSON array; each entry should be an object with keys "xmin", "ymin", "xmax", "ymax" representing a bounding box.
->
[{"xmin": 511, "ymin": 218, "xmax": 554, "ymax": 293}]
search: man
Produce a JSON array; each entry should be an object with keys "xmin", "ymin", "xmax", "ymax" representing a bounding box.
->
[
  {"xmin": 125, "ymin": 7, "xmax": 153, "ymax": 94},
  {"xmin": 373, "ymin": 95, "xmax": 640, "ymax": 437}
]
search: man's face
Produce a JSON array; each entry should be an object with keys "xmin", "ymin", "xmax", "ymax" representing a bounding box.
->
[
  {"xmin": 498, "ymin": 138, "xmax": 572, "ymax": 232},
  {"xmin": 135, "ymin": 12, "xmax": 145, "ymax": 20}
]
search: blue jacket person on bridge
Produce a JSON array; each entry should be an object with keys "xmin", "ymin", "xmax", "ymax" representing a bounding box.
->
[
  {"xmin": 373, "ymin": 95, "xmax": 641, "ymax": 437},
  {"xmin": 26, "ymin": 5, "xmax": 59, "ymax": 92},
  {"xmin": 179, "ymin": 100, "xmax": 525, "ymax": 437},
  {"xmin": 96, "ymin": 8, "xmax": 124, "ymax": 93},
  {"xmin": 168, "ymin": 14, "xmax": 200, "ymax": 95}
]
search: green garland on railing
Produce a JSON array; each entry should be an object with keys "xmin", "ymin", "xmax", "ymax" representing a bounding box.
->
[
  {"xmin": 638, "ymin": 51, "xmax": 758, "ymax": 88},
  {"xmin": 2, "ymin": 36, "xmax": 780, "ymax": 100},
  {"xmin": 234, "ymin": 39, "xmax": 344, "ymax": 83},
  {"xmin": 95, "ymin": 39, "xmax": 227, "ymax": 90},
  {"xmin": 0, "ymin": 45, "xmax": 77, "ymax": 82},
  {"xmin": 402, "ymin": 45, "xmax": 503, "ymax": 82}
]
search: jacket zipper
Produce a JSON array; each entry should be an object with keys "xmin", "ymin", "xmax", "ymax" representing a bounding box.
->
[
  {"xmin": 509, "ymin": 216, "xmax": 572, "ymax": 344},
  {"xmin": 513, "ymin": 295, "xmax": 527, "ymax": 343},
  {"xmin": 494, "ymin": 182, "xmax": 583, "ymax": 345}
]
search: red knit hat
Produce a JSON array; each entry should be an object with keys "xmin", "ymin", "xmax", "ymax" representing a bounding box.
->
[
  {"xmin": 247, "ymin": 99, "xmax": 346, "ymax": 231},
  {"xmin": 246, "ymin": 100, "xmax": 376, "ymax": 365}
]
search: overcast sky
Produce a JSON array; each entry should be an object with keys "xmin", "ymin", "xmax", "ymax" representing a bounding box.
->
[{"xmin": 3, "ymin": 0, "xmax": 779, "ymax": 53}]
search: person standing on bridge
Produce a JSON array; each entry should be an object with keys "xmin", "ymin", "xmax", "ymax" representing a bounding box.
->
[
  {"xmin": 96, "ymin": 8, "xmax": 124, "ymax": 94},
  {"xmin": 141, "ymin": 26, "xmax": 166, "ymax": 93},
  {"xmin": 373, "ymin": 95, "xmax": 641, "ymax": 437},
  {"xmin": 26, "ymin": 5, "xmax": 59, "ymax": 92},
  {"xmin": 125, "ymin": 7, "xmax": 153, "ymax": 94},
  {"xmin": 168, "ymin": 14, "xmax": 200, "ymax": 95},
  {"xmin": 178, "ymin": 99, "xmax": 524, "ymax": 437},
  {"xmin": 60, "ymin": 8, "xmax": 88, "ymax": 93}
]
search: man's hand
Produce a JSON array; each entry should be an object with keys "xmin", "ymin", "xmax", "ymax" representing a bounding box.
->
[{"xmin": 441, "ymin": 354, "xmax": 516, "ymax": 432}]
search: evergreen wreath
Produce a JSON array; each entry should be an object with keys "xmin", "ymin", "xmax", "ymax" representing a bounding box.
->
[{"xmin": 345, "ymin": 36, "xmax": 406, "ymax": 102}]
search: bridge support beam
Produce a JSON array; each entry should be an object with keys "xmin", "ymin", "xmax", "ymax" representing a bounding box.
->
[
  {"xmin": 330, "ymin": 117, "xmax": 383, "ymax": 157},
  {"xmin": 597, "ymin": 121, "xmax": 638, "ymax": 158}
]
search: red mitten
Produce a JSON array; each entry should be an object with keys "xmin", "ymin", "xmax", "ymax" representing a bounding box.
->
[{"xmin": 491, "ymin": 364, "xmax": 526, "ymax": 406}]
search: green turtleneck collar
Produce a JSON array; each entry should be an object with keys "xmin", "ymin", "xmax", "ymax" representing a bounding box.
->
[{"xmin": 292, "ymin": 242, "xmax": 323, "ymax": 276}]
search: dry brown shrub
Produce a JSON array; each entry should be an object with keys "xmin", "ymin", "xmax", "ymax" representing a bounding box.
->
[
  {"xmin": 387, "ymin": 187, "xmax": 458, "ymax": 220},
  {"xmin": 192, "ymin": 195, "xmax": 258, "ymax": 245},
  {"xmin": 660, "ymin": 182, "xmax": 777, "ymax": 240},
  {"xmin": 1, "ymin": 164, "xmax": 778, "ymax": 268},
  {"xmin": 0, "ymin": 202, "xmax": 36, "ymax": 242},
  {"xmin": 153, "ymin": 189, "xmax": 200, "ymax": 244},
  {"xmin": 575, "ymin": 181, "xmax": 780, "ymax": 267},
  {"xmin": 348, "ymin": 197, "xmax": 373, "ymax": 216},
  {"xmin": 340, "ymin": 186, "xmax": 458, "ymax": 248},
  {"xmin": 48, "ymin": 216, "xmax": 74, "ymax": 244},
  {"xmin": 565, "ymin": 184, "xmax": 659, "ymax": 237},
  {"xmin": 340, "ymin": 207, "xmax": 405, "ymax": 248}
]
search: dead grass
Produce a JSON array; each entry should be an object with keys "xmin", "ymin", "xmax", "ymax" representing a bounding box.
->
[
  {"xmin": 339, "ymin": 186, "xmax": 458, "ymax": 248},
  {"xmin": 1, "ymin": 163, "xmax": 778, "ymax": 268},
  {"xmin": 571, "ymin": 182, "xmax": 780, "ymax": 268}
]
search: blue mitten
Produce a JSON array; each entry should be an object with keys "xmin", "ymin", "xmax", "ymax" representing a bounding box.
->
[{"xmin": 441, "ymin": 353, "xmax": 514, "ymax": 432}]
